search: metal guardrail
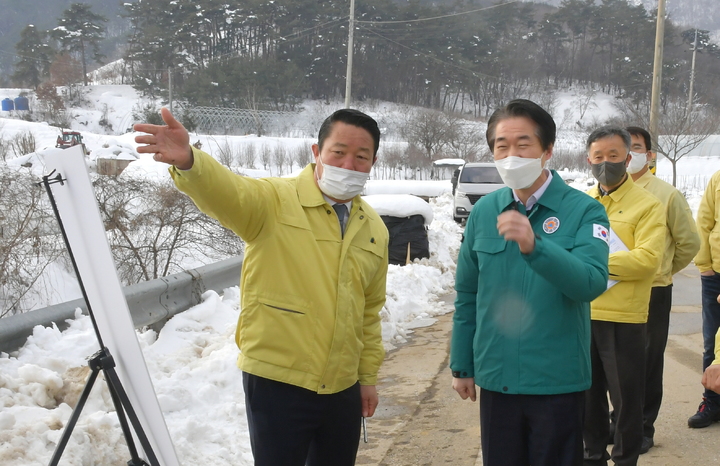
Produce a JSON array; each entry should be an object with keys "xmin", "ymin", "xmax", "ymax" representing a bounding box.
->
[{"xmin": 0, "ymin": 255, "xmax": 243, "ymax": 354}]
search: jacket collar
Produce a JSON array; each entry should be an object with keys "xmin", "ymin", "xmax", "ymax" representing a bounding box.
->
[
  {"xmin": 297, "ymin": 163, "xmax": 326, "ymax": 207},
  {"xmin": 500, "ymin": 169, "xmax": 567, "ymax": 213},
  {"xmin": 589, "ymin": 174, "xmax": 635, "ymax": 202},
  {"xmin": 633, "ymin": 170, "xmax": 653, "ymax": 189}
]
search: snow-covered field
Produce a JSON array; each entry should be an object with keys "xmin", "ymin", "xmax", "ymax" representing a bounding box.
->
[{"xmin": 1, "ymin": 85, "xmax": 718, "ymax": 464}]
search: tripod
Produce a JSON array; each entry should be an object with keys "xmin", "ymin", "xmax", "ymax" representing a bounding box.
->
[{"xmin": 42, "ymin": 171, "xmax": 159, "ymax": 466}]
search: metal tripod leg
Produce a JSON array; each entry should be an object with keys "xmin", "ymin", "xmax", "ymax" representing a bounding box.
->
[{"xmin": 48, "ymin": 347, "xmax": 157, "ymax": 466}]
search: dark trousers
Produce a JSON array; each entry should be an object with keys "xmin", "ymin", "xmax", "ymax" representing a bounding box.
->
[
  {"xmin": 643, "ymin": 285, "xmax": 673, "ymax": 438},
  {"xmin": 701, "ymin": 273, "xmax": 720, "ymax": 403},
  {"xmin": 242, "ymin": 372, "xmax": 362, "ymax": 466},
  {"xmin": 479, "ymin": 388, "xmax": 585, "ymax": 466},
  {"xmin": 584, "ymin": 320, "xmax": 645, "ymax": 466}
]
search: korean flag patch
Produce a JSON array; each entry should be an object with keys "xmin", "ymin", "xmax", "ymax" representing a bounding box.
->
[{"xmin": 593, "ymin": 224, "xmax": 609, "ymax": 244}]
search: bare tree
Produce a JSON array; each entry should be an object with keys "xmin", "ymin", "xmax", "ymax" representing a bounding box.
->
[
  {"xmin": 616, "ymin": 97, "xmax": 720, "ymax": 186},
  {"xmin": 35, "ymin": 82, "xmax": 68, "ymax": 128},
  {"xmin": 292, "ymin": 146, "xmax": 311, "ymax": 171},
  {"xmin": 403, "ymin": 144, "xmax": 431, "ymax": 179},
  {"xmin": 240, "ymin": 144, "xmax": 257, "ymax": 169},
  {"xmin": 400, "ymin": 109, "xmax": 458, "ymax": 163},
  {"xmin": 0, "ymin": 167, "xmax": 64, "ymax": 317},
  {"xmin": 210, "ymin": 137, "xmax": 236, "ymax": 167},
  {"xmin": 447, "ymin": 123, "xmax": 486, "ymax": 162},
  {"xmin": 378, "ymin": 146, "xmax": 404, "ymax": 179},
  {"xmin": 11, "ymin": 131, "xmax": 37, "ymax": 158},
  {"xmin": 93, "ymin": 176, "xmax": 242, "ymax": 284},
  {"xmin": 259, "ymin": 144, "xmax": 272, "ymax": 171},
  {"xmin": 273, "ymin": 144, "xmax": 287, "ymax": 176},
  {"xmin": 0, "ymin": 122, "xmax": 9, "ymax": 162}
]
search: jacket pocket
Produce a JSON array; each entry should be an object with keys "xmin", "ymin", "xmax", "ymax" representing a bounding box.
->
[
  {"xmin": 472, "ymin": 237, "xmax": 508, "ymax": 275},
  {"xmin": 472, "ymin": 237, "xmax": 507, "ymax": 254},
  {"xmin": 240, "ymin": 295, "xmax": 314, "ymax": 371},
  {"xmin": 349, "ymin": 240, "xmax": 385, "ymax": 289}
]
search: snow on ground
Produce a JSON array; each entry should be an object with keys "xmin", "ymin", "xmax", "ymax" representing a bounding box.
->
[{"xmin": 0, "ymin": 192, "xmax": 460, "ymax": 466}]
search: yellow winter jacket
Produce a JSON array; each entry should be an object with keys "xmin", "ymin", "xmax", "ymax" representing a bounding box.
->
[
  {"xmin": 587, "ymin": 176, "xmax": 665, "ymax": 323},
  {"xmin": 634, "ymin": 171, "xmax": 699, "ymax": 286},
  {"xmin": 170, "ymin": 148, "xmax": 389, "ymax": 394},
  {"xmin": 695, "ymin": 170, "xmax": 720, "ymax": 274}
]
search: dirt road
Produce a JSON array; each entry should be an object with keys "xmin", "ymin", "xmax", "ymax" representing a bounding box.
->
[{"xmin": 357, "ymin": 268, "xmax": 720, "ymax": 465}]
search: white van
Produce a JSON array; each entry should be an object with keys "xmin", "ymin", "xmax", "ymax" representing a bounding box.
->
[{"xmin": 453, "ymin": 162, "xmax": 505, "ymax": 223}]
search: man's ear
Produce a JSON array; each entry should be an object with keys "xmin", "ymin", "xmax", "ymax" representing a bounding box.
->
[
  {"xmin": 372, "ymin": 155, "xmax": 377, "ymax": 166},
  {"xmin": 544, "ymin": 144, "xmax": 554, "ymax": 163},
  {"xmin": 311, "ymin": 144, "xmax": 320, "ymax": 161},
  {"xmin": 625, "ymin": 153, "xmax": 632, "ymax": 167}
]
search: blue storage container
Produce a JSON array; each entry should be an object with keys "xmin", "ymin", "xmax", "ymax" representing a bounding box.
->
[
  {"xmin": 14, "ymin": 96, "xmax": 29, "ymax": 111},
  {"xmin": 1, "ymin": 98, "xmax": 13, "ymax": 111}
]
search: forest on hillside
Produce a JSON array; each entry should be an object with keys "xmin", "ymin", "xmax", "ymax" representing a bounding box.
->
[
  {"xmin": 4, "ymin": 0, "xmax": 720, "ymax": 118},
  {"xmin": 116, "ymin": 0, "xmax": 720, "ymax": 117}
]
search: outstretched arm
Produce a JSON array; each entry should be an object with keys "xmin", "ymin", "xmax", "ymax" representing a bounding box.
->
[{"xmin": 134, "ymin": 107, "xmax": 193, "ymax": 169}]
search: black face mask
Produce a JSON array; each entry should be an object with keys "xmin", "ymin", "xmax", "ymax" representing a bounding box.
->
[{"xmin": 592, "ymin": 159, "xmax": 627, "ymax": 187}]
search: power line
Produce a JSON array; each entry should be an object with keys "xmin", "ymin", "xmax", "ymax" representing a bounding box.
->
[
  {"xmin": 355, "ymin": 1, "xmax": 518, "ymax": 24},
  {"xmin": 0, "ymin": 49, "xmax": 54, "ymax": 64},
  {"xmin": 357, "ymin": 24, "xmax": 500, "ymax": 81}
]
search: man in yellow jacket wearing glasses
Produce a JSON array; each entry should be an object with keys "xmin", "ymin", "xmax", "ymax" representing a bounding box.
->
[
  {"xmin": 134, "ymin": 108, "xmax": 389, "ymax": 466},
  {"xmin": 623, "ymin": 126, "xmax": 699, "ymax": 451}
]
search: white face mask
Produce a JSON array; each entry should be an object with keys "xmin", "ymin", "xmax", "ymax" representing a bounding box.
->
[
  {"xmin": 316, "ymin": 155, "xmax": 370, "ymax": 200},
  {"xmin": 494, "ymin": 156, "xmax": 543, "ymax": 190},
  {"xmin": 626, "ymin": 151, "xmax": 648, "ymax": 175}
]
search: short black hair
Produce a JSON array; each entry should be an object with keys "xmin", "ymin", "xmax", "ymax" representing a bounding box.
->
[
  {"xmin": 486, "ymin": 99, "xmax": 556, "ymax": 152},
  {"xmin": 317, "ymin": 109, "xmax": 381, "ymax": 157},
  {"xmin": 626, "ymin": 126, "xmax": 652, "ymax": 152},
  {"xmin": 586, "ymin": 126, "xmax": 631, "ymax": 152}
]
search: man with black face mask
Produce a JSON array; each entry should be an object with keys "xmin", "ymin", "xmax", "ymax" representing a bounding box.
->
[{"xmin": 583, "ymin": 126, "xmax": 665, "ymax": 466}]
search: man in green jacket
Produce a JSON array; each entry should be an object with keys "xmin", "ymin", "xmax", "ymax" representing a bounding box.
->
[
  {"xmin": 584, "ymin": 126, "xmax": 665, "ymax": 466},
  {"xmin": 134, "ymin": 108, "xmax": 389, "ymax": 466},
  {"xmin": 624, "ymin": 126, "xmax": 699, "ymax": 451},
  {"xmin": 451, "ymin": 99, "xmax": 610, "ymax": 466}
]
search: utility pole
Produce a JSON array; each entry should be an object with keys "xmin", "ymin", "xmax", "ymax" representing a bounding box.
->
[
  {"xmin": 686, "ymin": 28, "xmax": 699, "ymax": 126},
  {"xmin": 344, "ymin": 0, "xmax": 355, "ymax": 109},
  {"xmin": 649, "ymin": 0, "xmax": 666, "ymax": 158},
  {"xmin": 168, "ymin": 67, "xmax": 173, "ymax": 114}
]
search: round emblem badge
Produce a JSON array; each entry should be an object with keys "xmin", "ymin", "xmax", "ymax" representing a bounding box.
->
[{"xmin": 543, "ymin": 217, "xmax": 560, "ymax": 234}]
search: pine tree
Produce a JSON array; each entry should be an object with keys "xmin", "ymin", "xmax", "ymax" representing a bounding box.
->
[
  {"xmin": 52, "ymin": 3, "xmax": 108, "ymax": 86},
  {"xmin": 12, "ymin": 25, "xmax": 54, "ymax": 89}
]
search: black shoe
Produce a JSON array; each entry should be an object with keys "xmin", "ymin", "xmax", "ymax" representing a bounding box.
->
[
  {"xmin": 688, "ymin": 398, "xmax": 720, "ymax": 428},
  {"xmin": 640, "ymin": 436, "xmax": 654, "ymax": 454}
]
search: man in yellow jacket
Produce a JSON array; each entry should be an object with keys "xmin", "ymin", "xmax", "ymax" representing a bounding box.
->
[
  {"xmin": 134, "ymin": 108, "xmax": 389, "ymax": 466},
  {"xmin": 624, "ymin": 126, "xmax": 699, "ymax": 451},
  {"xmin": 690, "ymin": 169, "xmax": 720, "ymax": 428},
  {"xmin": 583, "ymin": 126, "xmax": 665, "ymax": 466}
]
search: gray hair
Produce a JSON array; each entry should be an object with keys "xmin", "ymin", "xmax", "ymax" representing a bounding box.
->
[{"xmin": 586, "ymin": 126, "xmax": 631, "ymax": 153}]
